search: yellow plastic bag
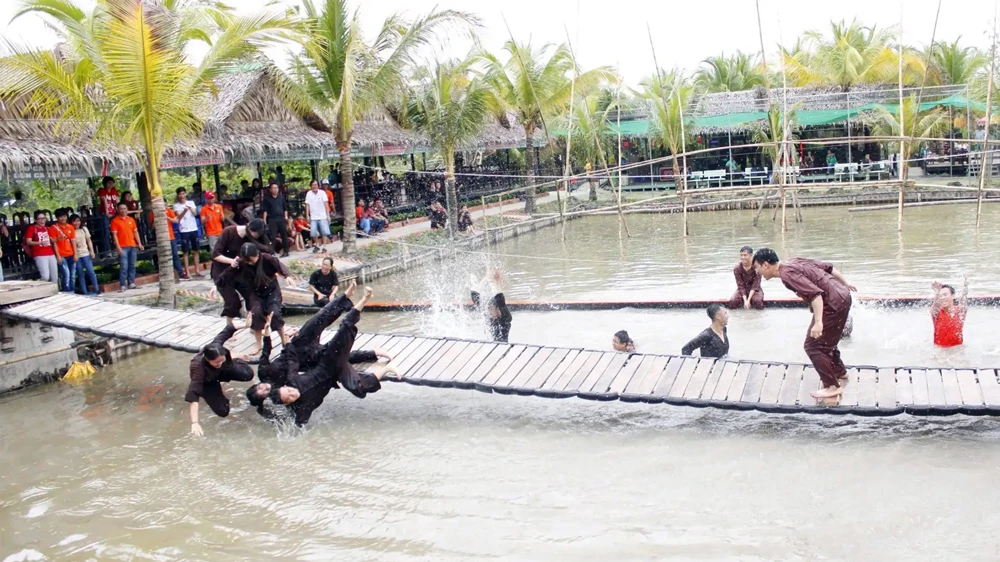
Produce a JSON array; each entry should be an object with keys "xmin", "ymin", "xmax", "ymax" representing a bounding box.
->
[{"xmin": 62, "ymin": 361, "xmax": 96, "ymax": 383}]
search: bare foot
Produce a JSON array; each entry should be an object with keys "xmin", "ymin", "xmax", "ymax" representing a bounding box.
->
[
  {"xmin": 281, "ymin": 336, "xmax": 291, "ymax": 346},
  {"xmin": 811, "ymin": 385, "xmax": 844, "ymax": 399},
  {"xmin": 249, "ymin": 346, "xmax": 262, "ymax": 357}
]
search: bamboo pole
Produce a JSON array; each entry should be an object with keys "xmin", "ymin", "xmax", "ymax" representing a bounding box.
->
[
  {"xmin": 614, "ymin": 67, "xmax": 631, "ymax": 239},
  {"xmin": 979, "ymin": 2, "xmax": 998, "ymax": 228},
  {"xmin": 678, "ymin": 86, "xmax": 689, "ymax": 237},
  {"xmin": 755, "ymin": 0, "xmax": 785, "ymax": 230},
  {"xmin": 896, "ymin": 6, "xmax": 906, "ymax": 231},
  {"xmin": 559, "ymin": 25, "xmax": 580, "ymax": 242}
]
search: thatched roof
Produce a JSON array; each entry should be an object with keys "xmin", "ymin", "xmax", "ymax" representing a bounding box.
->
[{"xmin": 466, "ymin": 111, "xmax": 547, "ymax": 150}]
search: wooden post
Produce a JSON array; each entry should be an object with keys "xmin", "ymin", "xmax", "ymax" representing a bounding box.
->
[
  {"xmin": 979, "ymin": 8, "xmax": 998, "ymax": 228},
  {"xmin": 678, "ymin": 85, "xmax": 689, "ymax": 238},
  {"xmin": 212, "ymin": 164, "xmax": 221, "ymax": 192},
  {"xmin": 559, "ymin": 25, "xmax": 579, "ymax": 242}
]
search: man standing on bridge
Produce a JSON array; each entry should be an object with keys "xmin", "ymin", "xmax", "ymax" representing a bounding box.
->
[
  {"xmin": 728, "ymin": 246, "xmax": 764, "ymax": 310},
  {"xmin": 753, "ymin": 249, "xmax": 857, "ymax": 400}
]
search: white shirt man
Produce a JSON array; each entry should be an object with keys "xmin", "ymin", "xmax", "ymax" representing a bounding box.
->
[{"xmin": 304, "ymin": 184, "xmax": 331, "ymax": 249}]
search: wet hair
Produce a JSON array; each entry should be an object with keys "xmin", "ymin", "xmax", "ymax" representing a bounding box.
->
[
  {"xmin": 34, "ymin": 210, "xmax": 46, "ymax": 219},
  {"xmin": 102, "ymin": 176, "xmax": 115, "ymax": 187},
  {"xmin": 740, "ymin": 245, "xmax": 753, "ymax": 254},
  {"xmin": 752, "ymin": 247, "xmax": 779, "ymax": 266},
  {"xmin": 55, "ymin": 208, "xmax": 69, "ymax": 218},
  {"xmin": 707, "ymin": 303, "xmax": 724, "ymax": 320},
  {"xmin": 941, "ymin": 284, "xmax": 955, "ymax": 295},
  {"xmin": 202, "ymin": 343, "xmax": 225, "ymax": 361},
  {"xmin": 614, "ymin": 330, "xmax": 633, "ymax": 345},
  {"xmin": 246, "ymin": 384, "xmax": 265, "ymax": 407},
  {"xmin": 241, "ymin": 242, "xmax": 274, "ymax": 289},
  {"xmin": 268, "ymin": 387, "xmax": 284, "ymax": 404}
]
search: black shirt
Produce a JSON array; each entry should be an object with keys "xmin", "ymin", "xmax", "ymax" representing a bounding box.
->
[
  {"xmin": 682, "ymin": 327, "xmax": 729, "ymax": 358},
  {"xmin": 309, "ymin": 269, "xmax": 339, "ymax": 297},
  {"xmin": 261, "ymin": 193, "xmax": 287, "ymax": 222}
]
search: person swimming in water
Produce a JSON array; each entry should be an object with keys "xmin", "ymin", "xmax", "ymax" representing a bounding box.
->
[
  {"xmin": 186, "ymin": 316, "xmax": 255, "ymax": 436},
  {"xmin": 612, "ymin": 330, "xmax": 636, "ymax": 352},
  {"xmin": 470, "ymin": 269, "xmax": 512, "ymax": 342},
  {"xmin": 931, "ymin": 278, "xmax": 968, "ymax": 347},
  {"xmin": 267, "ymin": 286, "xmax": 398, "ymax": 426},
  {"xmin": 682, "ymin": 303, "xmax": 730, "ymax": 358}
]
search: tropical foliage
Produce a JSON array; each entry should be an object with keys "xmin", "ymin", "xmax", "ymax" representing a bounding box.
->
[
  {"xmin": 639, "ymin": 69, "xmax": 694, "ymax": 186},
  {"xmin": 927, "ymin": 39, "xmax": 988, "ymax": 86},
  {"xmin": 565, "ymin": 89, "xmax": 619, "ymax": 201},
  {"xmin": 694, "ymin": 51, "xmax": 766, "ymax": 93},
  {"xmin": 868, "ymin": 95, "xmax": 950, "ymax": 160}
]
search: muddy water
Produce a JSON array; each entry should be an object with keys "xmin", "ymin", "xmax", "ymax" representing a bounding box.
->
[{"xmin": 3, "ymin": 204, "xmax": 1000, "ymax": 561}]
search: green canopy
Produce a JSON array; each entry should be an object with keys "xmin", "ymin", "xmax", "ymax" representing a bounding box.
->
[{"xmin": 693, "ymin": 111, "xmax": 768, "ymax": 129}]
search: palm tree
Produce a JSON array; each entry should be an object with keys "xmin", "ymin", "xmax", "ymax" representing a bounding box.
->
[
  {"xmin": 929, "ymin": 39, "xmax": 987, "ymax": 85},
  {"xmin": 751, "ymin": 105, "xmax": 799, "ymax": 172},
  {"xmin": 694, "ymin": 51, "xmax": 765, "ymax": 93},
  {"xmin": 869, "ymin": 95, "xmax": 950, "ymax": 162},
  {"xmin": 788, "ymin": 19, "xmax": 925, "ymax": 89},
  {"xmin": 566, "ymin": 89, "xmax": 618, "ymax": 201},
  {"xmin": 290, "ymin": 0, "xmax": 476, "ymax": 253},
  {"xmin": 639, "ymin": 69, "xmax": 694, "ymax": 188},
  {"xmin": 406, "ymin": 58, "xmax": 493, "ymax": 231},
  {"xmin": 1, "ymin": 0, "xmax": 291, "ymax": 304},
  {"xmin": 479, "ymin": 40, "xmax": 610, "ymax": 213}
]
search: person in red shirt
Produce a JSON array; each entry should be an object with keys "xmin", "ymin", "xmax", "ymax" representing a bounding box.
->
[
  {"xmin": 97, "ymin": 176, "xmax": 119, "ymax": 217},
  {"xmin": 110, "ymin": 202, "xmax": 144, "ymax": 291},
  {"xmin": 25, "ymin": 210, "xmax": 60, "ymax": 284},
  {"xmin": 931, "ymin": 279, "xmax": 968, "ymax": 347},
  {"xmin": 292, "ymin": 214, "xmax": 309, "ymax": 251},
  {"xmin": 199, "ymin": 191, "xmax": 225, "ymax": 252},
  {"xmin": 52, "ymin": 208, "xmax": 77, "ymax": 292}
]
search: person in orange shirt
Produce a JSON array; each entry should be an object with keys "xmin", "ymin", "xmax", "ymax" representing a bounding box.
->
[
  {"xmin": 321, "ymin": 178, "xmax": 335, "ymax": 215},
  {"xmin": 52, "ymin": 208, "xmax": 77, "ymax": 292},
  {"xmin": 200, "ymin": 191, "xmax": 225, "ymax": 252},
  {"xmin": 110, "ymin": 202, "xmax": 144, "ymax": 291},
  {"xmin": 931, "ymin": 278, "xmax": 968, "ymax": 347}
]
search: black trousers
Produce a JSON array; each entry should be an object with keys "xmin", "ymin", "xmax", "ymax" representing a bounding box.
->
[
  {"xmin": 217, "ymin": 280, "xmax": 254, "ymax": 319},
  {"xmin": 267, "ymin": 218, "xmax": 289, "ymax": 254},
  {"xmin": 250, "ymin": 287, "xmax": 284, "ymax": 332},
  {"xmin": 202, "ymin": 364, "xmax": 255, "ymax": 417}
]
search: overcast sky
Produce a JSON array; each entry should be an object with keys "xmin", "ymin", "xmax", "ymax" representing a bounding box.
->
[{"xmin": 0, "ymin": 0, "xmax": 994, "ymax": 85}]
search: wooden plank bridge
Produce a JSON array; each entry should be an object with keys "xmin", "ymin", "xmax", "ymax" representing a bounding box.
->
[{"xmin": 4, "ymin": 293, "xmax": 1000, "ymax": 417}]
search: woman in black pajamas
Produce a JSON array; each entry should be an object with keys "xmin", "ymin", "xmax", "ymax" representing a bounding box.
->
[
  {"xmin": 186, "ymin": 318, "xmax": 254, "ymax": 436},
  {"xmin": 218, "ymin": 242, "xmax": 290, "ymax": 355}
]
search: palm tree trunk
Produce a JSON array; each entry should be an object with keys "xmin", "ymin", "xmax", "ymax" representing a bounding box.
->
[
  {"xmin": 337, "ymin": 139, "xmax": 357, "ymax": 254},
  {"xmin": 588, "ymin": 175, "xmax": 597, "ymax": 201},
  {"xmin": 444, "ymin": 148, "xmax": 458, "ymax": 236},
  {"xmin": 146, "ymin": 167, "xmax": 175, "ymax": 307},
  {"xmin": 524, "ymin": 124, "xmax": 536, "ymax": 214}
]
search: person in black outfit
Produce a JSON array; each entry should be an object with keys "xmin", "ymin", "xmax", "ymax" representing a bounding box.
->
[
  {"xmin": 308, "ymin": 257, "xmax": 339, "ymax": 306},
  {"xmin": 681, "ymin": 303, "xmax": 730, "ymax": 358},
  {"xmin": 268, "ymin": 286, "xmax": 397, "ymax": 426},
  {"xmin": 428, "ymin": 200, "xmax": 447, "ymax": 230},
  {"xmin": 210, "ymin": 221, "xmax": 271, "ymax": 324},
  {"xmin": 217, "ymin": 242, "xmax": 290, "ymax": 354},
  {"xmin": 186, "ymin": 318, "xmax": 255, "ymax": 436},
  {"xmin": 457, "ymin": 205, "xmax": 473, "ymax": 233},
  {"xmin": 246, "ymin": 285, "xmax": 358, "ymax": 406},
  {"xmin": 471, "ymin": 269, "xmax": 513, "ymax": 342},
  {"xmin": 261, "ymin": 182, "xmax": 290, "ymax": 257}
]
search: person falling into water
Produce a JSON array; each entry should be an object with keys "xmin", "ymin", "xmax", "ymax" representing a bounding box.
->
[
  {"xmin": 187, "ymin": 316, "xmax": 255, "ymax": 436},
  {"xmin": 471, "ymin": 269, "xmax": 513, "ymax": 342},
  {"xmin": 267, "ymin": 286, "xmax": 398, "ymax": 427},
  {"xmin": 210, "ymin": 220, "xmax": 272, "ymax": 326},
  {"xmin": 728, "ymin": 245, "xmax": 764, "ymax": 310},
  {"xmin": 245, "ymin": 282, "xmax": 360, "ymax": 408},
  {"xmin": 218, "ymin": 243, "xmax": 292, "ymax": 353},
  {"xmin": 931, "ymin": 278, "xmax": 968, "ymax": 347},
  {"xmin": 682, "ymin": 304, "xmax": 730, "ymax": 358},
  {"xmin": 753, "ymin": 248, "xmax": 857, "ymax": 400},
  {"xmin": 612, "ymin": 330, "xmax": 636, "ymax": 353}
]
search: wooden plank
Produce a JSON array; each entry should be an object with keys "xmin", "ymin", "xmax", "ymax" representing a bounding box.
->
[
  {"xmin": 683, "ymin": 358, "xmax": 719, "ymax": 400},
  {"xmin": 350, "ymin": 333, "xmax": 376, "ymax": 349},
  {"xmin": 622, "ymin": 355, "xmax": 669, "ymax": 396},
  {"xmin": 667, "ymin": 357, "xmax": 701, "ymax": 398},
  {"xmin": 695, "ymin": 360, "xmax": 728, "ymax": 401},
  {"xmin": 463, "ymin": 344, "xmax": 514, "ymax": 384},
  {"xmin": 582, "ymin": 352, "xmax": 630, "ymax": 393},
  {"xmin": 796, "ymin": 366, "xmax": 821, "ymax": 405},
  {"xmin": 838, "ymin": 368, "xmax": 859, "ymax": 407},
  {"xmin": 520, "ymin": 348, "xmax": 571, "ymax": 389},
  {"xmin": 480, "ymin": 345, "xmax": 528, "ymax": 386},
  {"xmin": 978, "ymin": 369, "xmax": 1000, "ymax": 405},
  {"xmin": 857, "ymin": 368, "xmax": 878, "ymax": 407},
  {"xmin": 380, "ymin": 336, "xmax": 415, "ymax": 358},
  {"xmin": 37, "ymin": 298, "xmax": 104, "ymax": 325},
  {"xmin": 174, "ymin": 319, "xmax": 229, "ymax": 349},
  {"xmin": 139, "ymin": 310, "xmax": 202, "ymax": 341},
  {"xmin": 925, "ymin": 369, "xmax": 946, "ymax": 405},
  {"xmin": 724, "ymin": 362, "xmax": 752, "ymax": 401},
  {"xmin": 131, "ymin": 310, "xmax": 194, "ymax": 338},
  {"xmin": 19, "ymin": 296, "xmax": 90, "ymax": 322},
  {"xmin": 420, "ymin": 341, "xmax": 471, "ymax": 381},
  {"xmin": 895, "ymin": 369, "xmax": 914, "ymax": 405},
  {"xmin": 710, "ymin": 361, "xmax": 740, "ymax": 401},
  {"xmin": 449, "ymin": 343, "xmax": 499, "ymax": 383},
  {"xmin": 109, "ymin": 308, "xmax": 173, "ymax": 337},
  {"xmin": 352, "ymin": 335, "xmax": 411, "ymax": 372},
  {"xmin": 956, "ymin": 369, "xmax": 984, "ymax": 406},
  {"xmin": 941, "ymin": 369, "xmax": 963, "ymax": 405},
  {"xmin": 4, "ymin": 294, "xmax": 78, "ymax": 317},
  {"xmin": 909, "ymin": 369, "xmax": 930, "ymax": 405},
  {"xmin": 757, "ymin": 364, "xmax": 785, "ymax": 405},
  {"xmin": 876, "ymin": 368, "xmax": 897, "ymax": 409},
  {"xmin": 399, "ymin": 339, "xmax": 449, "ymax": 377},
  {"xmin": 56, "ymin": 301, "xmax": 127, "ymax": 329},
  {"xmin": 652, "ymin": 356, "xmax": 687, "ymax": 396},
  {"xmin": 608, "ymin": 355, "xmax": 644, "ymax": 394},
  {"xmin": 360, "ymin": 334, "xmax": 393, "ymax": 353},
  {"xmin": 777, "ymin": 364, "xmax": 805, "ymax": 406},
  {"xmin": 561, "ymin": 352, "xmax": 606, "ymax": 392},
  {"xmin": 509, "ymin": 347, "xmax": 555, "ymax": 388},
  {"xmin": 388, "ymin": 338, "xmax": 431, "ymax": 373},
  {"xmin": 739, "ymin": 363, "xmax": 769, "ymax": 403},
  {"xmin": 408, "ymin": 341, "xmax": 458, "ymax": 380},
  {"xmin": 494, "ymin": 346, "xmax": 541, "ymax": 387}
]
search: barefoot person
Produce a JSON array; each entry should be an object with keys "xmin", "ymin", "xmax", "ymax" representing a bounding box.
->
[
  {"xmin": 210, "ymin": 220, "xmax": 271, "ymax": 325},
  {"xmin": 218, "ymin": 243, "xmax": 291, "ymax": 354},
  {"xmin": 268, "ymin": 287, "xmax": 397, "ymax": 426},
  {"xmin": 728, "ymin": 246, "xmax": 764, "ymax": 310},
  {"xmin": 931, "ymin": 278, "xmax": 968, "ymax": 347},
  {"xmin": 753, "ymin": 248, "xmax": 857, "ymax": 400},
  {"xmin": 187, "ymin": 317, "xmax": 255, "ymax": 436},
  {"xmin": 682, "ymin": 304, "xmax": 730, "ymax": 358}
]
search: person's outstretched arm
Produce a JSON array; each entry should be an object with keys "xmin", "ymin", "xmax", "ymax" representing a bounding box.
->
[
  {"xmin": 930, "ymin": 281, "xmax": 943, "ymax": 318},
  {"xmin": 681, "ymin": 330, "xmax": 710, "ymax": 356},
  {"xmin": 960, "ymin": 277, "xmax": 970, "ymax": 320}
]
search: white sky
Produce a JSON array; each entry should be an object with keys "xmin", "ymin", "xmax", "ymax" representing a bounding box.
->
[{"xmin": 0, "ymin": 0, "xmax": 993, "ymax": 85}]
